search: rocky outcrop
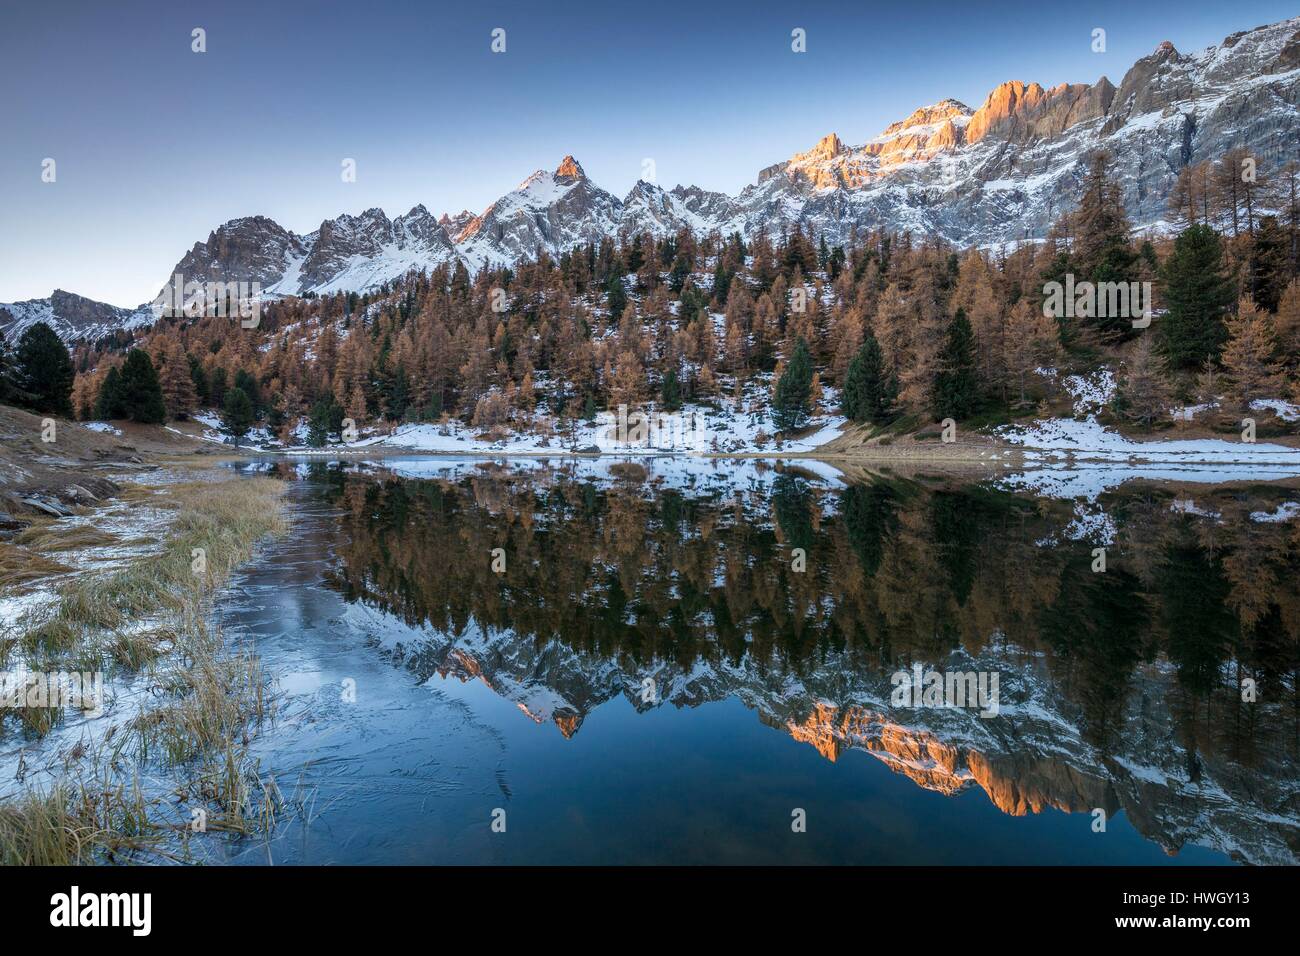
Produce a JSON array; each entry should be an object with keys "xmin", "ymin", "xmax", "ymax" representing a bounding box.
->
[
  {"xmin": 438, "ymin": 209, "xmax": 477, "ymax": 240},
  {"xmin": 170, "ymin": 215, "xmax": 307, "ymax": 290},
  {"xmin": 1276, "ymin": 27, "xmax": 1300, "ymax": 72},
  {"xmin": 292, "ymin": 205, "xmax": 456, "ymax": 293},
  {"xmin": 667, "ymin": 184, "xmax": 738, "ymax": 224},
  {"xmin": 0, "ymin": 289, "xmax": 154, "ymax": 344},
  {"xmin": 741, "ymin": 16, "xmax": 1300, "ymax": 247},
  {"xmin": 298, "ymin": 208, "xmax": 392, "ymax": 290},
  {"xmin": 45, "ymin": 290, "xmax": 134, "ymax": 333},
  {"xmin": 455, "ymin": 157, "xmax": 624, "ymax": 270},
  {"xmin": 965, "ymin": 79, "xmax": 1115, "ymax": 143},
  {"xmin": 163, "ymin": 204, "xmax": 460, "ymax": 299},
  {"xmin": 185, "ymin": 17, "xmax": 1300, "ymax": 285}
]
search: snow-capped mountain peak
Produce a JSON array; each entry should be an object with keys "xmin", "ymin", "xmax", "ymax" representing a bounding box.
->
[
  {"xmin": 166, "ymin": 15, "xmax": 1300, "ymax": 297},
  {"xmin": 455, "ymin": 155, "xmax": 623, "ymax": 270},
  {"xmin": 0, "ymin": 289, "xmax": 155, "ymax": 344},
  {"xmin": 11, "ymin": 15, "xmax": 1298, "ymax": 343}
]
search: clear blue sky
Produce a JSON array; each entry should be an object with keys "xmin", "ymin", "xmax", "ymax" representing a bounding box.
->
[{"xmin": 2, "ymin": 0, "xmax": 1295, "ymax": 306}]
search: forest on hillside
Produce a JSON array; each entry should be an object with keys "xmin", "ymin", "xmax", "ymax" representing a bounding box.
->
[{"xmin": 5, "ymin": 150, "xmax": 1300, "ymax": 445}]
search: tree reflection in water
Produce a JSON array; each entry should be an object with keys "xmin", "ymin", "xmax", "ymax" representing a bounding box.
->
[{"xmin": 270, "ymin": 459, "xmax": 1300, "ymax": 863}]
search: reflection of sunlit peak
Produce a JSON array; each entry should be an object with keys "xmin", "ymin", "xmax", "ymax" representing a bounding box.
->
[
  {"xmin": 554, "ymin": 712, "xmax": 584, "ymax": 739},
  {"xmin": 782, "ymin": 702, "xmax": 975, "ymax": 797},
  {"xmin": 515, "ymin": 702, "xmax": 547, "ymax": 725},
  {"xmin": 963, "ymin": 751, "xmax": 1099, "ymax": 818},
  {"xmin": 326, "ymin": 465, "xmax": 1300, "ymax": 864},
  {"xmin": 780, "ymin": 702, "xmax": 845, "ymax": 761},
  {"xmin": 443, "ymin": 648, "xmax": 483, "ymax": 679},
  {"xmin": 780, "ymin": 702, "xmax": 1111, "ymax": 819}
]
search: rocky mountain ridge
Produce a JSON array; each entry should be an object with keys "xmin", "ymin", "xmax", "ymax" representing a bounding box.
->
[
  {"xmin": 0, "ymin": 290, "xmax": 154, "ymax": 344},
  {"xmin": 5, "ymin": 15, "xmax": 1299, "ymax": 343}
]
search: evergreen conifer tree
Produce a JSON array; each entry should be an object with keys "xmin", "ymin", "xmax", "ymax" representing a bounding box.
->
[
  {"xmin": 772, "ymin": 337, "xmax": 813, "ymax": 432},
  {"xmin": 932, "ymin": 309, "xmax": 979, "ymax": 419},
  {"xmin": 14, "ymin": 322, "xmax": 74, "ymax": 416},
  {"xmin": 1158, "ymin": 224, "xmax": 1235, "ymax": 369},
  {"xmin": 116, "ymin": 349, "xmax": 167, "ymax": 424},
  {"xmin": 222, "ymin": 386, "xmax": 256, "ymax": 443},
  {"xmin": 840, "ymin": 331, "xmax": 895, "ymax": 424},
  {"xmin": 660, "ymin": 366, "xmax": 682, "ymax": 411},
  {"xmin": 95, "ymin": 366, "xmax": 126, "ymax": 419}
]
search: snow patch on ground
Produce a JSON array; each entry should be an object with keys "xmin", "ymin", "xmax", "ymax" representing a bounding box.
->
[
  {"xmin": 997, "ymin": 376, "xmax": 1300, "ymax": 498},
  {"xmin": 1060, "ymin": 369, "xmax": 1116, "ymax": 416},
  {"xmin": 1251, "ymin": 399, "xmax": 1300, "ymax": 422},
  {"xmin": 1250, "ymin": 501, "xmax": 1300, "ymax": 523},
  {"xmin": 1170, "ymin": 498, "xmax": 1222, "ymax": 520},
  {"xmin": 1171, "ymin": 401, "xmax": 1218, "ymax": 422},
  {"xmin": 999, "ymin": 418, "xmax": 1300, "ymax": 463},
  {"xmin": 343, "ymin": 387, "xmax": 845, "ymax": 458},
  {"xmin": 178, "ymin": 376, "xmax": 846, "ymax": 458}
]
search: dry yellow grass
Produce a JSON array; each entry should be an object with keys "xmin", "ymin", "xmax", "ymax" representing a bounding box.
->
[
  {"xmin": 0, "ymin": 475, "xmax": 289, "ymax": 863},
  {"xmin": 0, "ymin": 779, "xmax": 162, "ymax": 866},
  {"xmin": 0, "ymin": 543, "xmax": 72, "ymax": 591},
  {"xmin": 13, "ymin": 523, "xmax": 120, "ymax": 553},
  {"xmin": 17, "ymin": 478, "xmax": 286, "ymax": 661}
]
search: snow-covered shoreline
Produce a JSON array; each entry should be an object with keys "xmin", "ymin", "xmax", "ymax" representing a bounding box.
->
[{"xmin": 166, "ymin": 392, "xmax": 1300, "ymax": 504}]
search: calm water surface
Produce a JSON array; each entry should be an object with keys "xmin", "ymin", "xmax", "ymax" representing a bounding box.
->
[{"xmin": 214, "ymin": 458, "xmax": 1300, "ymax": 865}]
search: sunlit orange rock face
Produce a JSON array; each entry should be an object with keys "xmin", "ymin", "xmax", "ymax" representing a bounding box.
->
[
  {"xmin": 781, "ymin": 100, "xmax": 975, "ymax": 189},
  {"xmin": 965, "ymin": 78, "xmax": 1116, "ymax": 143},
  {"xmin": 927, "ymin": 119, "xmax": 961, "ymax": 150},
  {"xmin": 775, "ymin": 71, "xmax": 1118, "ymax": 192},
  {"xmin": 781, "ymin": 133, "xmax": 862, "ymax": 189},
  {"xmin": 803, "ymin": 131, "xmax": 844, "ymax": 162},
  {"xmin": 554, "ymin": 155, "xmax": 586, "ymax": 181},
  {"xmin": 868, "ymin": 99, "xmax": 972, "ymax": 158},
  {"xmin": 861, "ymin": 100, "xmax": 973, "ymax": 167},
  {"xmin": 966, "ymin": 80, "xmax": 1046, "ymax": 142},
  {"xmin": 782, "ymin": 702, "xmax": 971, "ymax": 796},
  {"xmin": 780, "ymin": 702, "xmax": 1115, "ymax": 815}
]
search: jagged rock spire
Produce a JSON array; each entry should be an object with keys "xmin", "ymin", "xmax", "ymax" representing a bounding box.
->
[{"xmin": 555, "ymin": 155, "xmax": 586, "ymax": 180}]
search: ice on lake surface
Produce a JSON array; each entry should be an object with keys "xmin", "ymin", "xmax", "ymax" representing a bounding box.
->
[{"xmin": 212, "ymin": 458, "xmax": 1300, "ymax": 865}]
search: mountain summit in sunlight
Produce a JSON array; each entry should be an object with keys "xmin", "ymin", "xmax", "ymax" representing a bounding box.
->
[{"xmin": 554, "ymin": 155, "xmax": 587, "ymax": 180}]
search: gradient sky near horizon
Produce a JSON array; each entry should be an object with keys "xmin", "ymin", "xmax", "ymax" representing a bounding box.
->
[{"xmin": 2, "ymin": 0, "xmax": 1296, "ymax": 306}]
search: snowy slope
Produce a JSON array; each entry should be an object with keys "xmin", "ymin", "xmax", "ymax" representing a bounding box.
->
[{"xmin": 0, "ymin": 290, "xmax": 155, "ymax": 344}]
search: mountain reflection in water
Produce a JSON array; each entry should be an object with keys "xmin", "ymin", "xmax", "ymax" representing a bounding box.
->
[{"xmin": 228, "ymin": 458, "xmax": 1300, "ymax": 864}]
